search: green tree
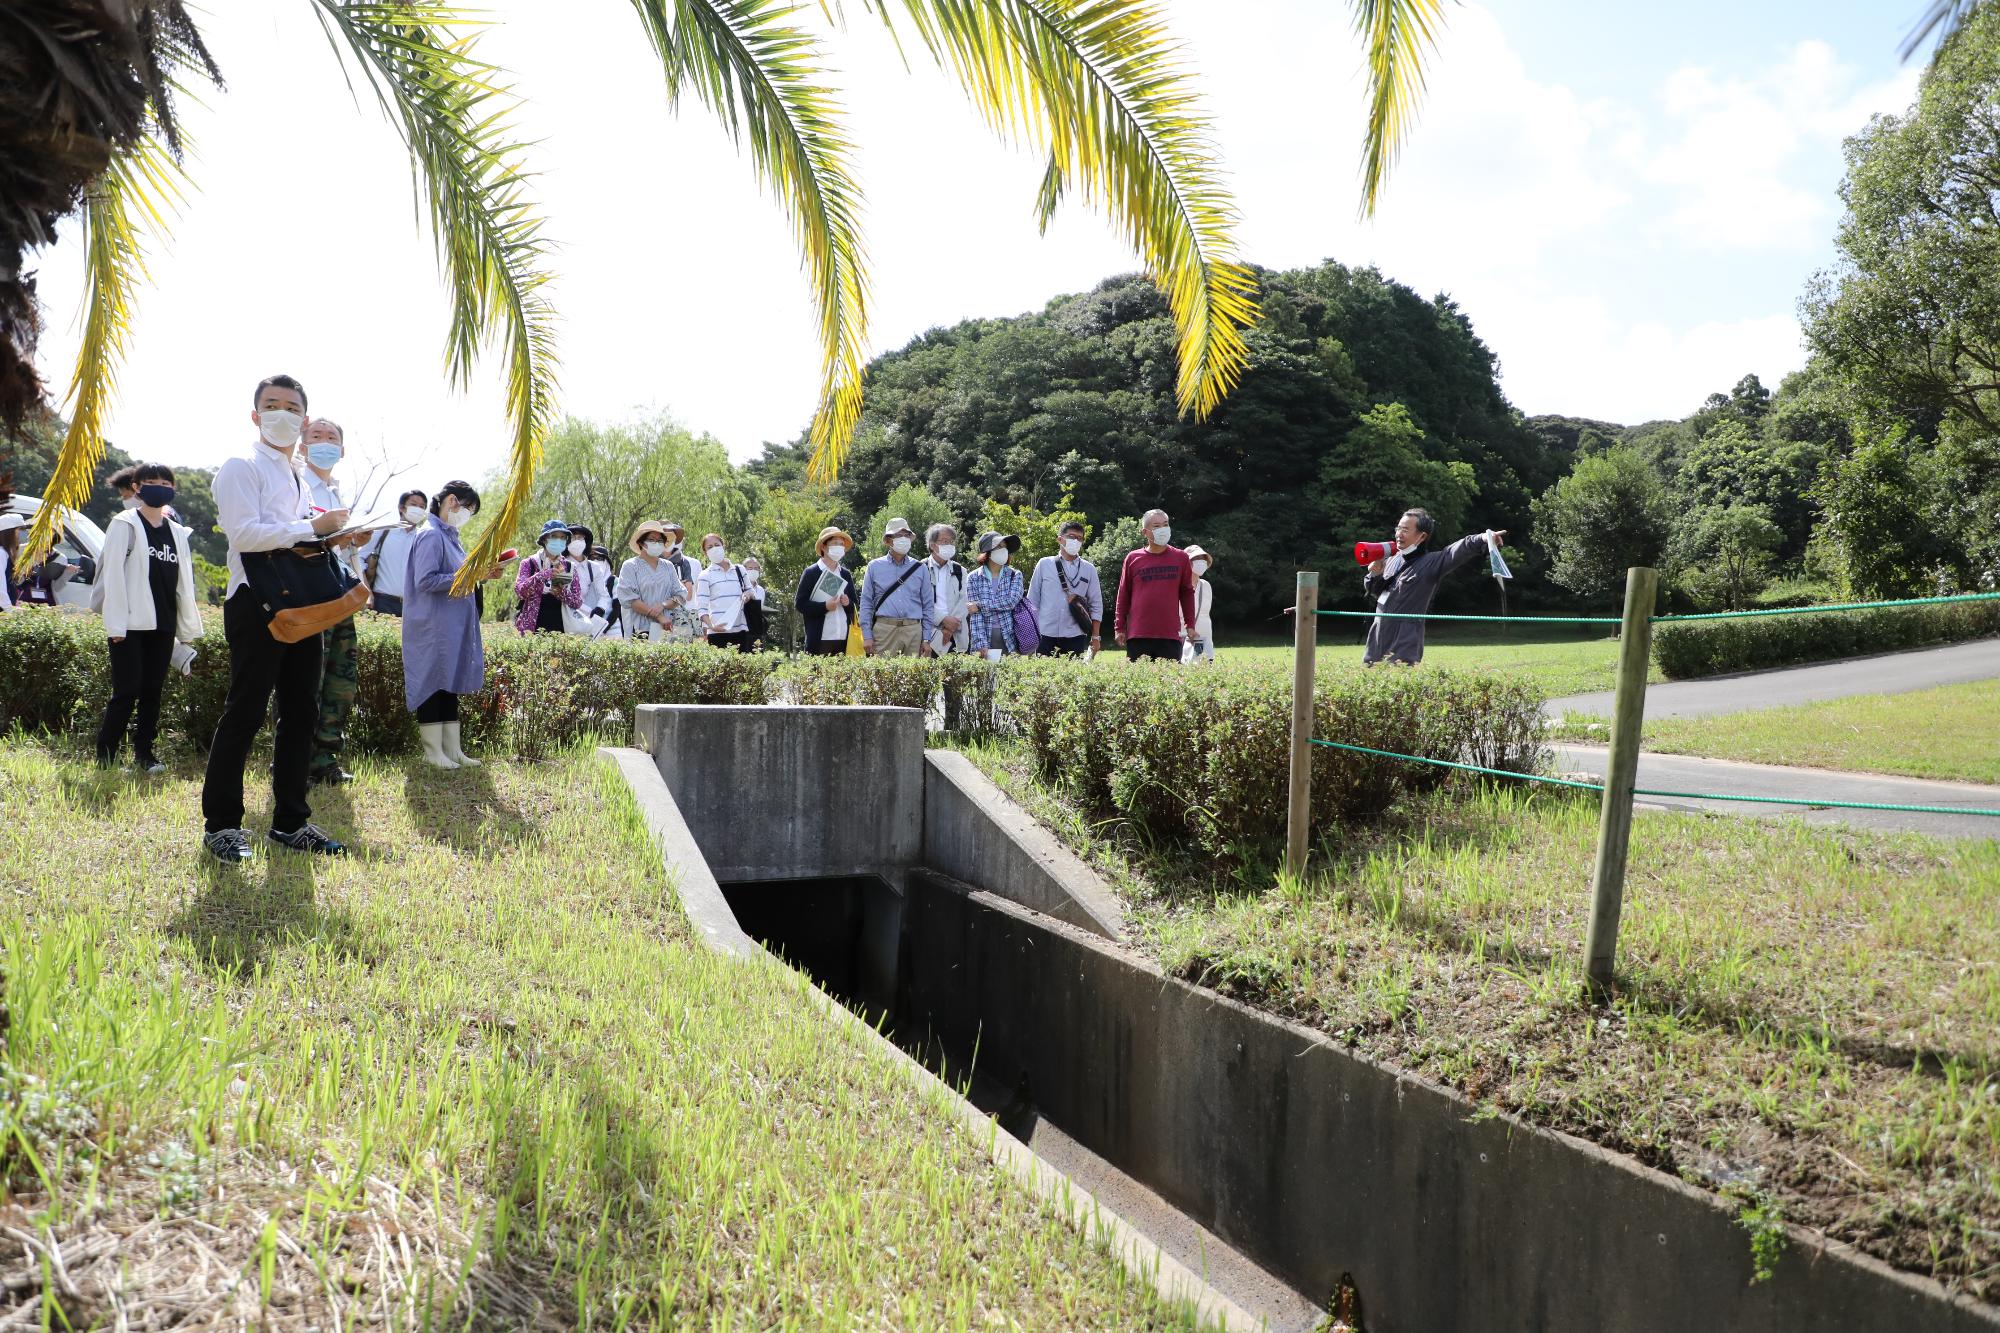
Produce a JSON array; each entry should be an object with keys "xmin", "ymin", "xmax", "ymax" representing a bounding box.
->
[
  {"xmin": 492, "ymin": 411, "xmax": 747, "ymax": 558},
  {"xmin": 15, "ymin": 0, "xmax": 1263, "ymax": 583},
  {"xmin": 1669, "ymin": 504, "xmax": 1783, "ymax": 610},
  {"xmin": 1529, "ymin": 446, "xmax": 1673, "ymax": 602},
  {"xmin": 1802, "ymin": 3, "xmax": 2000, "ymax": 434},
  {"xmin": 1084, "ymin": 513, "xmax": 1147, "ymax": 626},
  {"xmin": 863, "ymin": 483, "xmax": 960, "ymax": 559},
  {"xmin": 746, "ymin": 486, "xmax": 839, "ymax": 651},
  {"xmin": 1670, "ymin": 421, "xmax": 1825, "ymax": 562},
  {"xmin": 1315, "ymin": 401, "xmax": 1478, "ymax": 550},
  {"xmin": 1811, "ymin": 430, "xmax": 1955, "ymax": 598},
  {"xmin": 977, "ymin": 490, "xmax": 1092, "ymax": 570}
]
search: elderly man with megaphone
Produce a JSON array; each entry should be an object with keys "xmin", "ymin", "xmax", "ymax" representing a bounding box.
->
[{"xmin": 1358, "ymin": 508, "xmax": 1506, "ymax": 666}]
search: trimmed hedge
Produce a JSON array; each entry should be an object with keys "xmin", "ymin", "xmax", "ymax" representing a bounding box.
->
[
  {"xmin": 1007, "ymin": 658, "xmax": 1546, "ymax": 858},
  {"xmin": 3, "ymin": 608, "xmax": 1546, "ymax": 847},
  {"xmin": 1650, "ymin": 599, "xmax": 2000, "ymax": 679}
]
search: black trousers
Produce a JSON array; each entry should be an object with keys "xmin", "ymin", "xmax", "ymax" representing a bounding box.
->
[
  {"xmin": 96, "ymin": 628, "xmax": 175, "ymax": 763},
  {"xmin": 371, "ymin": 593, "xmax": 403, "ymax": 616},
  {"xmin": 808, "ymin": 639, "xmax": 845, "ymax": 656},
  {"xmin": 1039, "ymin": 634, "xmax": 1090, "ymax": 658},
  {"xmin": 201, "ymin": 588, "xmax": 323, "ymax": 835},
  {"xmin": 414, "ymin": 690, "xmax": 460, "ymax": 724},
  {"xmin": 1126, "ymin": 637, "xmax": 1180, "ymax": 662},
  {"xmin": 708, "ymin": 630, "xmax": 754, "ymax": 653}
]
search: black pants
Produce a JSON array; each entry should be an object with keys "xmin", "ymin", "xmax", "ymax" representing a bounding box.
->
[
  {"xmin": 1126, "ymin": 637, "xmax": 1180, "ymax": 662},
  {"xmin": 202, "ymin": 588, "xmax": 323, "ymax": 835},
  {"xmin": 414, "ymin": 690, "xmax": 460, "ymax": 724},
  {"xmin": 371, "ymin": 593, "xmax": 403, "ymax": 616},
  {"xmin": 1040, "ymin": 634, "xmax": 1090, "ymax": 658},
  {"xmin": 808, "ymin": 640, "xmax": 845, "ymax": 656},
  {"xmin": 97, "ymin": 629, "xmax": 175, "ymax": 763},
  {"xmin": 708, "ymin": 630, "xmax": 754, "ymax": 653}
]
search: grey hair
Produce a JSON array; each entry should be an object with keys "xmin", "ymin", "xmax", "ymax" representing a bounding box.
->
[
  {"xmin": 925, "ymin": 522, "xmax": 956, "ymax": 545},
  {"xmin": 1140, "ymin": 508, "xmax": 1169, "ymax": 528}
]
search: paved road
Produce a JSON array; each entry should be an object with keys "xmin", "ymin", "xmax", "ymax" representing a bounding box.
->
[
  {"xmin": 1552, "ymin": 745, "xmax": 2000, "ymax": 840},
  {"xmin": 1546, "ymin": 637, "xmax": 2000, "ymax": 720}
]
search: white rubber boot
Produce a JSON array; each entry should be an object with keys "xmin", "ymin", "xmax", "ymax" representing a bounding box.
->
[
  {"xmin": 443, "ymin": 721, "xmax": 480, "ymax": 767},
  {"xmin": 420, "ymin": 722, "xmax": 460, "ymax": 769}
]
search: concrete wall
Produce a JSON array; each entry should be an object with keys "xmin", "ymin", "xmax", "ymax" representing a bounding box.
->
[
  {"xmin": 636, "ymin": 705, "xmax": 924, "ymax": 883},
  {"xmin": 900, "ymin": 872, "xmax": 2000, "ymax": 1333},
  {"xmin": 922, "ymin": 750, "xmax": 1125, "ymax": 939}
]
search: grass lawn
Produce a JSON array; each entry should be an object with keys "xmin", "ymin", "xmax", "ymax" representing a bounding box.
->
[
  {"xmin": 0, "ymin": 739, "xmax": 1211, "ymax": 1330},
  {"xmin": 963, "ymin": 739, "xmax": 2000, "ymax": 1304},
  {"xmin": 1552, "ymin": 679, "xmax": 2000, "ymax": 786},
  {"xmin": 1217, "ymin": 625, "xmax": 1641, "ymax": 698}
]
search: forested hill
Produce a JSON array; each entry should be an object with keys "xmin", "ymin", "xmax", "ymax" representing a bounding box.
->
[{"xmin": 752, "ymin": 260, "xmax": 1577, "ymax": 615}]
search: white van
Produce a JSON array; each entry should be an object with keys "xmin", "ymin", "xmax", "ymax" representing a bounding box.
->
[{"xmin": 3, "ymin": 495, "xmax": 107, "ymax": 609}]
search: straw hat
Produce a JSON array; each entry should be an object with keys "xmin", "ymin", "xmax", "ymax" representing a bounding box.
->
[
  {"xmin": 1184, "ymin": 543, "xmax": 1215, "ymax": 571},
  {"xmin": 629, "ymin": 519, "xmax": 672, "ymax": 556},
  {"xmin": 815, "ymin": 526, "xmax": 852, "ymax": 555}
]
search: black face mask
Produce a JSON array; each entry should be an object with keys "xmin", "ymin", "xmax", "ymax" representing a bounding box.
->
[{"xmin": 137, "ymin": 483, "xmax": 176, "ymax": 509}]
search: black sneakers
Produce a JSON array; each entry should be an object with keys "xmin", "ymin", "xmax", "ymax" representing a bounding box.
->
[
  {"xmin": 203, "ymin": 828, "xmax": 256, "ymax": 864},
  {"xmin": 267, "ymin": 824, "xmax": 349, "ymax": 856}
]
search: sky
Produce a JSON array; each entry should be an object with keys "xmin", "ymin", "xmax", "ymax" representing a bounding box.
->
[{"xmin": 26, "ymin": 1, "xmax": 1926, "ymax": 493}]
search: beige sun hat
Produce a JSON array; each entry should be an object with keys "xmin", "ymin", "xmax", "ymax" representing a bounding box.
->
[
  {"xmin": 630, "ymin": 519, "xmax": 672, "ymax": 556},
  {"xmin": 815, "ymin": 526, "xmax": 852, "ymax": 555}
]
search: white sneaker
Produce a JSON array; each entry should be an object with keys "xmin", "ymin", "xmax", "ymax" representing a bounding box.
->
[
  {"xmin": 419, "ymin": 722, "xmax": 460, "ymax": 769},
  {"xmin": 443, "ymin": 721, "xmax": 480, "ymax": 767}
]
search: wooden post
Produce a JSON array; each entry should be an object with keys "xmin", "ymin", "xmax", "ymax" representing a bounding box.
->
[
  {"xmin": 1584, "ymin": 566, "xmax": 1658, "ymax": 998},
  {"xmin": 1286, "ymin": 571, "xmax": 1319, "ymax": 879}
]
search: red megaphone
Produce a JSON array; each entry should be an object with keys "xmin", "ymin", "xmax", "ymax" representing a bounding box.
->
[{"xmin": 1354, "ymin": 541, "xmax": 1395, "ymax": 565}]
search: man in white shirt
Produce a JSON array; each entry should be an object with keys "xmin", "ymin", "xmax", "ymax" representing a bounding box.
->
[
  {"xmin": 300, "ymin": 418, "xmax": 361, "ymax": 787},
  {"xmin": 924, "ymin": 523, "xmax": 969, "ymax": 655},
  {"xmin": 200, "ymin": 374, "xmax": 355, "ymax": 864},
  {"xmin": 363, "ymin": 488, "xmax": 428, "ymax": 615},
  {"xmin": 693, "ymin": 532, "xmax": 755, "ymax": 652}
]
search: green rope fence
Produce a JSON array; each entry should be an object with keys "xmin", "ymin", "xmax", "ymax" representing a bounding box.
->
[
  {"xmin": 1311, "ymin": 588, "xmax": 2000, "ymax": 626},
  {"xmin": 1307, "ymin": 738, "xmax": 2000, "ymax": 819}
]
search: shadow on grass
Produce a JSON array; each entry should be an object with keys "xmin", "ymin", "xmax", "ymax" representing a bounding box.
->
[
  {"xmin": 56, "ymin": 764, "xmax": 127, "ymax": 816},
  {"xmin": 400, "ymin": 761, "xmax": 540, "ymax": 852},
  {"xmin": 170, "ymin": 853, "xmax": 375, "ymax": 977}
]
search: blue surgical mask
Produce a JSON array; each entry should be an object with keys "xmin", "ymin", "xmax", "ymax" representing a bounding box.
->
[
  {"xmin": 137, "ymin": 483, "xmax": 176, "ymax": 509},
  {"xmin": 544, "ymin": 537, "xmax": 566, "ymax": 556},
  {"xmin": 306, "ymin": 442, "xmax": 342, "ymax": 470}
]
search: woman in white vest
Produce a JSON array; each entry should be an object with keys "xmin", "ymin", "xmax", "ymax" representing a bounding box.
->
[{"xmin": 94, "ymin": 463, "xmax": 204, "ymax": 771}]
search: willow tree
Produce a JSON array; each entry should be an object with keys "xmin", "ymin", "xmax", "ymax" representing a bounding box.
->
[{"xmin": 2, "ymin": 1, "xmax": 1258, "ymax": 585}]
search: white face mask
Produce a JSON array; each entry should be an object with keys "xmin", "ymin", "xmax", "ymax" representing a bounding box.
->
[
  {"xmin": 827, "ymin": 544, "xmax": 847, "ymax": 563},
  {"xmin": 935, "ymin": 544, "xmax": 956, "ymax": 562},
  {"xmin": 990, "ymin": 547, "xmax": 1011, "ymax": 568},
  {"xmin": 1192, "ymin": 559, "xmax": 1210, "ymax": 576},
  {"xmin": 669, "ymin": 541, "xmax": 683, "ymax": 555},
  {"xmin": 707, "ymin": 546, "xmax": 727, "ymax": 565},
  {"xmin": 402, "ymin": 504, "xmax": 427, "ymax": 525},
  {"xmin": 568, "ymin": 538, "xmax": 586, "ymax": 557},
  {"xmin": 1062, "ymin": 538, "xmax": 1082, "ymax": 557},
  {"xmin": 745, "ymin": 569, "xmax": 761, "ymax": 584},
  {"xmin": 642, "ymin": 540, "xmax": 666, "ymax": 558},
  {"xmin": 1150, "ymin": 525, "xmax": 1172, "ymax": 547},
  {"xmin": 257, "ymin": 409, "xmax": 304, "ymax": 448},
  {"xmin": 890, "ymin": 535, "xmax": 912, "ymax": 555},
  {"xmin": 443, "ymin": 504, "xmax": 474, "ymax": 529}
]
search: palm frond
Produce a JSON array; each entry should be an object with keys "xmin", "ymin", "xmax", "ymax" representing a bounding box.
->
[
  {"xmin": 1353, "ymin": 0, "xmax": 1447, "ymax": 219},
  {"xmin": 310, "ymin": 1, "xmax": 560, "ymax": 594},
  {"xmin": 628, "ymin": 0, "xmax": 870, "ymax": 486},
  {"xmin": 1900, "ymin": 0, "xmax": 1981, "ymax": 61},
  {"xmin": 23, "ymin": 135, "xmax": 186, "ymax": 570},
  {"xmin": 866, "ymin": 0, "xmax": 1258, "ymax": 424}
]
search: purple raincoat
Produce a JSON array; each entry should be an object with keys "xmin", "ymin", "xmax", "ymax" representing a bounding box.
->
[{"xmin": 401, "ymin": 515, "xmax": 487, "ymax": 710}]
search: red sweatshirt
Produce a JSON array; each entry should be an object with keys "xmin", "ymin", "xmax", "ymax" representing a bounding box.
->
[{"xmin": 1115, "ymin": 546, "xmax": 1197, "ymax": 641}]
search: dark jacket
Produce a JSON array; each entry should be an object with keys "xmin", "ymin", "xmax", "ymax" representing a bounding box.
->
[
  {"xmin": 793, "ymin": 560, "xmax": 856, "ymax": 651},
  {"xmin": 1361, "ymin": 532, "xmax": 1492, "ymax": 665}
]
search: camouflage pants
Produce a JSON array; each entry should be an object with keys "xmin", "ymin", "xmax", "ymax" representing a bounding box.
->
[{"xmin": 309, "ymin": 617, "xmax": 359, "ymax": 776}]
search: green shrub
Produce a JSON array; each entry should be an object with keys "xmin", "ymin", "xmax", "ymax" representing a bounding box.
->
[
  {"xmin": 1651, "ymin": 599, "xmax": 2000, "ymax": 679},
  {"xmin": 1007, "ymin": 658, "xmax": 1546, "ymax": 858}
]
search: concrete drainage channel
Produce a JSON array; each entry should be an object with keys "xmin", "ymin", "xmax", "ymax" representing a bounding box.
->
[{"xmin": 607, "ymin": 706, "xmax": 2000, "ymax": 1333}]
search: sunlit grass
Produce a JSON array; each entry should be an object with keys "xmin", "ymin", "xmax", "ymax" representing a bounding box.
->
[
  {"xmin": 0, "ymin": 738, "xmax": 1211, "ymax": 1328},
  {"xmin": 1552, "ymin": 679, "xmax": 2000, "ymax": 785},
  {"xmin": 963, "ymin": 737, "xmax": 2000, "ymax": 1303}
]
